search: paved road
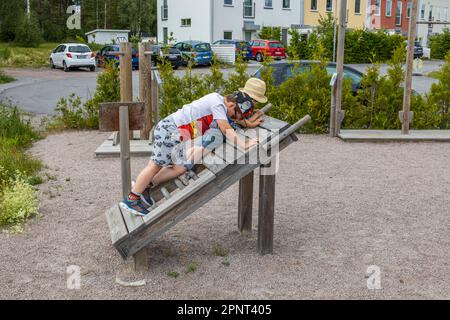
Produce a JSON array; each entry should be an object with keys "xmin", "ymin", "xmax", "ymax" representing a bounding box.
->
[{"xmin": 0, "ymin": 60, "xmax": 443, "ymax": 115}]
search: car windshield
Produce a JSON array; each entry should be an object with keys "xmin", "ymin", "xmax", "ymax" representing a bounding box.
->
[
  {"xmin": 326, "ymin": 66, "xmax": 362, "ymax": 85},
  {"xmin": 69, "ymin": 46, "xmax": 90, "ymax": 53},
  {"xmin": 236, "ymin": 42, "xmax": 250, "ymax": 49},
  {"xmin": 195, "ymin": 43, "xmax": 211, "ymax": 52},
  {"xmin": 269, "ymin": 42, "xmax": 283, "ymax": 48}
]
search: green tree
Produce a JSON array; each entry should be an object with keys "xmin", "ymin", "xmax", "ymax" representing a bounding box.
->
[
  {"xmin": 0, "ymin": 1, "xmax": 25, "ymax": 41},
  {"xmin": 15, "ymin": 14, "xmax": 43, "ymax": 48}
]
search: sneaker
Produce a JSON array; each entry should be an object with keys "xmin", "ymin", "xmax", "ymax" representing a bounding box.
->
[
  {"xmin": 140, "ymin": 190, "xmax": 154, "ymax": 208},
  {"xmin": 119, "ymin": 198, "xmax": 149, "ymax": 217}
]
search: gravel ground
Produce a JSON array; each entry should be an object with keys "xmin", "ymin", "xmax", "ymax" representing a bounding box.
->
[{"xmin": 0, "ymin": 131, "xmax": 449, "ymax": 299}]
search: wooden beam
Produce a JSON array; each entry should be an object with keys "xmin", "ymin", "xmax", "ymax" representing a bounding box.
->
[
  {"xmin": 120, "ymin": 42, "xmax": 133, "ymax": 139},
  {"xmin": 257, "ymin": 162, "xmax": 276, "ymax": 255},
  {"xmin": 238, "ymin": 172, "xmax": 254, "ymax": 233},
  {"xmin": 120, "ymin": 106, "xmax": 131, "ymax": 199},
  {"xmin": 99, "ymin": 102, "xmax": 144, "ymax": 132},
  {"xmin": 402, "ymin": 0, "xmax": 419, "ymax": 134},
  {"xmin": 139, "ymin": 42, "xmax": 153, "ymax": 140},
  {"xmin": 334, "ymin": 0, "xmax": 347, "ymax": 135}
]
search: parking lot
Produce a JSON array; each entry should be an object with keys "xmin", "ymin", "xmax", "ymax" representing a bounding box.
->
[{"xmin": 0, "ymin": 59, "xmax": 442, "ymax": 115}]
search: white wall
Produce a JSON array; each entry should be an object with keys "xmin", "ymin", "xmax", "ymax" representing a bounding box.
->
[
  {"xmin": 87, "ymin": 32, "xmax": 129, "ymax": 44},
  {"xmin": 157, "ymin": 0, "xmax": 303, "ymax": 44},
  {"xmin": 416, "ymin": 0, "xmax": 450, "ymax": 47},
  {"xmin": 157, "ymin": 0, "xmax": 211, "ymax": 44}
]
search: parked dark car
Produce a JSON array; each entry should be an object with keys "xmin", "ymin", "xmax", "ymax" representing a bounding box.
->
[
  {"xmin": 413, "ymin": 41, "xmax": 423, "ymax": 59},
  {"xmin": 174, "ymin": 41, "xmax": 214, "ymax": 66},
  {"xmin": 96, "ymin": 44, "xmax": 139, "ymax": 69},
  {"xmin": 212, "ymin": 39, "xmax": 253, "ymax": 61},
  {"xmin": 252, "ymin": 61, "xmax": 364, "ymax": 94},
  {"xmin": 150, "ymin": 45, "xmax": 183, "ymax": 69}
]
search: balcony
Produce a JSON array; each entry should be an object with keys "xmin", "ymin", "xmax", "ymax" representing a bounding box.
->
[
  {"xmin": 243, "ymin": 2, "xmax": 255, "ymax": 19},
  {"xmin": 161, "ymin": 5, "xmax": 168, "ymax": 20}
]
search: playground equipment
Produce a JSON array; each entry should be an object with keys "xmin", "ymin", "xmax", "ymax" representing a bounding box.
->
[{"xmin": 98, "ymin": 41, "xmax": 312, "ymax": 271}]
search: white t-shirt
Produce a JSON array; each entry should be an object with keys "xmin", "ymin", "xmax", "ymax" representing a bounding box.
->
[{"xmin": 170, "ymin": 93, "xmax": 228, "ymax": 127}]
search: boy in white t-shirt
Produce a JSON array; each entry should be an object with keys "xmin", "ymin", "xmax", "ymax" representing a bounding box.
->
[{"xmin": 120, "ymin": 90, "xmax": 262, "ymax": 217}]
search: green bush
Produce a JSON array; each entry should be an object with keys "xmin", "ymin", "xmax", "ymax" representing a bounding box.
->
[
  {"xmin": 259, "ymin": 26, "xmax": 281, "ymax": 41},
  {"xmin": 428, "ymin": 28, "xmax": 450, "ymax": 60},
  {"xmin": 0, "ymin": 172, "xmax": 38, "ymax": 227},
  {"xmin": 0, "ymin": 104, "xmax": 39, "ymax": 148},
  {"xmin": 15, "ymin": 14, "xmax": 43, "ymax": 48}
]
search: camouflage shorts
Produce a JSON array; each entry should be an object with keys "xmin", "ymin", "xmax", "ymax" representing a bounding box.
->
[{"xmin": 150, "ymin": 117, "xmax": 185, "ymax": 167}]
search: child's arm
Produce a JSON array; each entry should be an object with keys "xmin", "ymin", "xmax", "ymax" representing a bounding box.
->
[
  {"xmin": 217, "ymin": 119, "xmax": 258, "ymax": 150},
  {"xmin": 236, "ymin": 116, "xmax": 264, "ymax": 129}
]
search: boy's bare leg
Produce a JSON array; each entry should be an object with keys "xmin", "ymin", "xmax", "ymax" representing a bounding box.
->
[
  {"xmin": 132, "ymin": 160, "xmax": 162, "ymax": 194},
  {"xmin": 152, "ymin": 165, "xmax": 187, "ymax": 186}
]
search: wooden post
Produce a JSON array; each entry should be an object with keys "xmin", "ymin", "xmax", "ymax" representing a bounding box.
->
[
  {"xmin": 238, "ymin": 172, "xmax": 253, "ymax": 233},
  {"xmin": 257, "ymin": 162, "xmax": 276, "ymax": 255},
  {"xmin": 402, "ymin": 0, "xmax": 418, "ymax": 135},
  {"xmin": 152, "ymin": 70, "xmax": 160, "ymax": 124},
  {"xmin": 119, "ymin": 106, "xmax": 131, "ymax": 198},
  {"xmin": 334, "ymin": 0, "xmax": 347, "ymax": 135},
  {"xmin": 120, "ymin": 42, "xmax": 133, "ymax": 139},
  {"xmin": 139, "ymin": 42, "xmax": 153, "ymax": 140}
]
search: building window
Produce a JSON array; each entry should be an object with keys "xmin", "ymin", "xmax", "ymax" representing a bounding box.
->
[
  {"xmin": 161, "ymin": 0, "xmax": 168, "ymax": 20},
  {"xmin": 407, "ymin": 1, "xmax": 412, "ymax": 18},
  {"xmin": 374, "ymin": 0, "xmax": 381, "ymax": 16},
  {"xmin": 264, "ymin": 0, "xmax": 272, "ymax": 8},
  {"xmin": 420, "ymin": 3, "xmax": 426, "ymax": 20},
  {"xmin": 355, "ymin": 0, "xmax": 361, "ymax": 14},
  {"xmin": 436, "ymin": 6, "xmax": 441, "ymax": 21},
  {"xmin": 396, "ymin": 1, "xmax": 402, "ymax": 25},
  {"xmin": 243, "ymin": 0, "xmax": 255, "ymax": 18},
  {"xmin": 429, "ymin": 5, "xmax": 433, "ymax": 21},
  {"xmin": 181, "ymin": 18, "xmax": 191, "ymax": 27},
  {"xmin": 282, "ymin": 0, "xmax": 290, "ymax": 9},
  {"xmin": 386, "ymin": 0, "xmax": 392, "ymax": 17},
  {"xmin": 311, "ymin": 0, "xmax": 318, "ymax": 11},
  {"xmin": 224, "ymin": 0, "xmax": 233, "ymax": 5},
  {"xmin": 163, "ymin": 27, "xmax": 168, "ymax": 45},
  {"xmin": 224, "ymin": 31, "xmax": 233, "ymax": 39},
  {"xmin": 444, "ymin": 7, "xmax": 448, "ymax": 22},
  {"xmin": 326, "ymin": 0, "xmax": 332, "ymax": 12}
]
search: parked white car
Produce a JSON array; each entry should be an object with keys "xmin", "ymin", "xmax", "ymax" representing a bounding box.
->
[{"xmin": 49, "ymin": 43, "xmax": 96, "ymax": 72}]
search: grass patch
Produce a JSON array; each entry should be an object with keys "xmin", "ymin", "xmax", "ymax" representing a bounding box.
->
[
  {"xmin": 0, "ymin": 103, "xmax": 42, "ymax": 231},
  {"xmin": 0, "ymin": 42, "xmax": 59, "ymax": 68},
  {"xmin": 185, "ymin": 262, "xmax": 198, "ymax": 274},
  {"xmin": 212, "ymin": 244, "xmax": 229, "ymax": 257},
  {"xmin": 0, "ymin": 69, "xmax": 14, "ymax": 84},
  {"xmin": 166, "ymin": 271, "xmax": 180, "ymax": 278}
]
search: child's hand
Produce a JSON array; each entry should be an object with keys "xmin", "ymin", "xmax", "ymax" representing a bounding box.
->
[{"xmin": 254, "ymin": 110, "xmax": 264, "ymax": 117}]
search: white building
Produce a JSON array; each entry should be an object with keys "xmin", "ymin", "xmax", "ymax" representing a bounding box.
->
[
  {"xmin": 157, "ymin": 0, "xmax": 305, "ymax": 45},
  {"xmin": 417, "ymin": 0, "xmax": 449, "ymax": 47},
  {"xmin": 85, "ymin": 29, "xmax": 130, "ymax": 45}
]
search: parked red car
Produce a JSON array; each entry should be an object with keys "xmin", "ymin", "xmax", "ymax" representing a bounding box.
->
[{"xmin": 249, "ymin": 39, "xmax": 286, "ymax": 62}]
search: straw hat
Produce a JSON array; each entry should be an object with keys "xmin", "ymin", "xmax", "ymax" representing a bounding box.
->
[{"xmin": 239, "ymin": 78, "xmax": 268, "ymax": 104}]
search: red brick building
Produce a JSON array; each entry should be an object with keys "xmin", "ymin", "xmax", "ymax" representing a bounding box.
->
[{"xmin": 369, "ymin": 0, "xmax": 414, "ymax": 35}]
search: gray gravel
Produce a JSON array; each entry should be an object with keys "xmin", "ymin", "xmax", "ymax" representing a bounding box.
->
[{"xmin": 0, "ymin": 131, "xmax": 449, "ymax": 299}]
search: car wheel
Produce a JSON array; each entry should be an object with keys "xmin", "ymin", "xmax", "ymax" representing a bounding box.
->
[
  {"xmin": 90, "ymin": 66, "xmax": 96, "ymax": 72},
  {"xmin": 63, "ymin": 61, "xmax": 69, "ymax": 72},
  {"xmin": 256, "ymin": 53, "xmax": 263, "ymax": 63},
  {"xmin": 172, "ymin": 65, "xmax": 179, "ymax": 70},
  {"xmin": 50, "ymin": 59, "xmax": 55, "ymax": 69}
]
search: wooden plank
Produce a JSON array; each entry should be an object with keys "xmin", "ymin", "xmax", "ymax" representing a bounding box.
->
[
  {"xmin": 105, "ymin": 205, "xmax": 129, "ymax": 245},
  {"xmin": 142, "ymin": 169, "xmax": 216, "ymax": 225},
  {"xmin": 240, "ymin": 127, "xmax": 272, "ymax": 142},
  {"xmin": 214, "ymin": 142, "xmax": 244, "ymax": 164},
  {"xmin": 257, "ymin": 162, "xmax": 276, "ymax": 255},
  {"xmin": 99, "ymin": 102, "xmax": 145, "ymax": 132},
  {"xmin": 120, "ymin": 205, "xmax": 144, "ymax": 234},
  {"xmin": 238, "ymin": 172, "xmax": 254, "ymax": 233},
  {"xmin": 203, "ymin": 152, "xmax": 228, "ymax": 174},
  {"xmin": 116, "ymin": 134, "xmax": 298, "ymax": 259}
]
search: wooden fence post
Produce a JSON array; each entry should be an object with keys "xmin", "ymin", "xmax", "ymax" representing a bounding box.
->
[
  {"xmin": 139, "ymin": 42, "xmax": 153, "ymax": 140},
  {"xmin": 120, "ymin": 42, "xmax": 133, "ymax": 139},
  {"xmin": 238, "ymin": 172, "xmax": 254, "ymax": 233},
  {"xmin": 119, "ymin": 106, "xmax": 131, "ymax": 198},
  {"xmin": 257, "ymin": 162, "xmax": 276, "ymax": 255}
]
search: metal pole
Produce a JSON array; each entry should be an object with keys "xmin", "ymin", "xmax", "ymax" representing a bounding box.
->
[
  {"xmin": 334, "ymin": 0, "xmax": 347, "ymax": 135},
  {"xmin": 402, "ymin": 0, "xmax": 419, "ymax": 134},
  {"xmin": 332, "ymin": 0, "xmax": 338, "ymax": 62}
]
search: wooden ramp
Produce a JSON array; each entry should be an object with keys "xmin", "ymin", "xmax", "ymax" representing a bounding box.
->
[{"xmin": 105, "ymin": 115, "xmax": 310, "ymax": 260}]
